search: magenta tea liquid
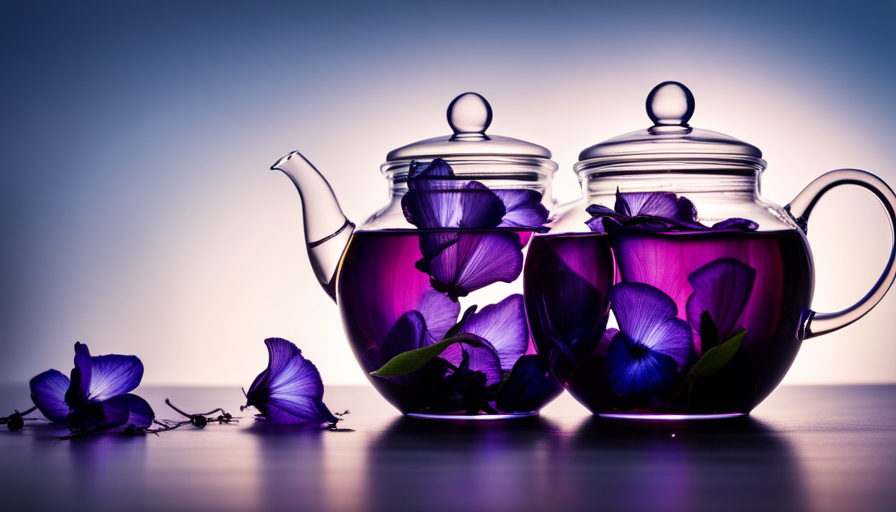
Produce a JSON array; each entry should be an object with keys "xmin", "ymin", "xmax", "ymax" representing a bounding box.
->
[{"xmin": 338, "ymin": 228, "xmax": 561, "ymax": 417}]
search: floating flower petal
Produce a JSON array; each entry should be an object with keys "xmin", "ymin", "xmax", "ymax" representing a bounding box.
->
[
  {"xmin": 401, "ymin": 159, "xmax": 505, "ymax": 229},
  {"xmin": 605, "ymin": 283, "xmax": 693, "ymax": 397},
  {"xmin": 615, "ymin": 190, "xmax": 697, "ymax": 221},
  {"xmin": 245, "ymin": 338, "xmax": 338, "ymax": 425},
  {"xmin": 29, "ymin": 369, "xmax": 71, "ymax": 425},
  {"xmin": 460, "ymin": 294, "xmax": 528, "ymax": 371},
  {"xmin": 417, "ymin": 232, "xmax": 524, "ymax": 299},
  {"xmin": 687, "ymin": 257, "xmax": 757, "ymax": 343}
]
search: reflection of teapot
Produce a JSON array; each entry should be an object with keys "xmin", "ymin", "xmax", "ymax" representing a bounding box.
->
[
  {"xmin": 524, "ymin": 82, "xmax": 896, "ymax": 419},
  {"xmin": 271, "ymin": 93, "xmax": 563, "ymax": 419}
]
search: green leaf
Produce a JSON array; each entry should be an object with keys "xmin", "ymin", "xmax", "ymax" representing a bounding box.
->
[
  {"xmin": 369, "ymin": 333, "xmax": 488, "ymax": 377},
  {"xmin": 699, "ymin": 311, "xmax": 720, "ymax": 352},
  {"xmin": 689, "ymin": 330, "xmax": 747, "ymax": 379}
]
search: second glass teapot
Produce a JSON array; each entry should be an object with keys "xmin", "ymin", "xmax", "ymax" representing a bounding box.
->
[{"xmin": 524, "ymin": 82, "xmax": 896, "ymax": 419}]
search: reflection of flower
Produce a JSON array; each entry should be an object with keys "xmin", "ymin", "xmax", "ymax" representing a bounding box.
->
[
  {"xmin": 30, "ymin": 342, "xmax": 154, "ymax": 432},
  {"xmin": 244, "ymin": 338, "xmax": 339, "ymax": 426},
  {"xmin": 686, "ymin": 257, "xmax": 756, "ymax": 347},
  {"xmin": 586, "ymin": 189, "xmax": 757, "ymax": 233},
  {"xmin": 605, "ymin": 283, "xmax": 693, "ymax": 398}
]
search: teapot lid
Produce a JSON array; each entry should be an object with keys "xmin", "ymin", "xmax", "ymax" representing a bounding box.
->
[
  {"xmin": 386, "ymin": 93, "xmax": 552, "ymax": 161},
  {"xmin": 576, "ymin": 82, "xmax": 766, "ymax": 171}
]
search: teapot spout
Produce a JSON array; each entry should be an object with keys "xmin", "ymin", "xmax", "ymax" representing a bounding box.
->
[{"xmin": 271, "ymin": 151, "xmax": 354, "ymax": 301}]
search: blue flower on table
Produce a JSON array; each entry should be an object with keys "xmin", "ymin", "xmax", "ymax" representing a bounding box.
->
[
  {"xmin": 29, "ymin": 342, "xmax": 155, "ymax": 432},
  {"xmin": 605, "ymin": 283, "xmax": 693, "ymax": 398},
  {"xmin": 244, "ymin": 338, "xmax": 339, "ymax": 426}
]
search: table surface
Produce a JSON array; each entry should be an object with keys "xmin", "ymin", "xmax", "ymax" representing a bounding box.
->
[{"xmin": 2, "ymin": 384, "xmax": 895, "ymax": 512}]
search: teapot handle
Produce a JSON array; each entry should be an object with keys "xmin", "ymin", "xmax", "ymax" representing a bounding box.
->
[{"xmin": 786, "ymin": 169, "xmax": 896, "ymax": 339}]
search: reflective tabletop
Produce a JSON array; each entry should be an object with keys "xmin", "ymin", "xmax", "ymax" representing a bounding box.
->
[{"xmin": 2, "ymin": 384, "xmax": 895, "ymax": 512}]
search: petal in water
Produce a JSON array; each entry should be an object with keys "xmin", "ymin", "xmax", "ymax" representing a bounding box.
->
[
  {"xmin": 494, "ymin": 189, "xmax": 549, "ymax": 228},
  {"xmin": 417, "ymin": 290, "xmax": 460, "ymax": 343},
  {"xmin": 610, "ymin": 283, "xmax": 692, "ymax": 368},
  {"xmin": 606, "ymin": 331, "xmax": 681, "ymax": 397},
  {"xmin": 246, "ymin": 338, "xmax": 338, "ymax": 425},
  {"xmin": 461, "ymin": 294, "xmax": 528, "ymax": 371},
  {"xmin": 711, "ymin": 218, "xmax": 759, "ymax": 231},
  {"xmin": 439, "ymin": 340, "xmax": 503, "ymax": 387},
  {"xmin": 418, "ymin": 232, "xmax": 524, "ymax": 299},
  {"xmin": 686, "ymin": 257, "xmax": 757, "ymax": 343},
  {"xmin": 380, "ymin": 311, "xmax": 428, "ymax": 366},
  {"xmin": 495, "ymin": 355, "xmax": 563, "ymax": 412},
  {"xmin": 29, "ymin": 369, "xmax": 71, "ymax": 425},
  {"xmin": 533, "ymin": 270, "xmax": 605, "ymax": 363}
]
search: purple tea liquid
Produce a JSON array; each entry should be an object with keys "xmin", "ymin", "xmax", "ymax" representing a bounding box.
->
[
  {"xmin": 337, "ymin": 229, "xmax": 538, "ymax": 416},
  {"xmin": 524, "ymin": 229, "xmax": 813, "ymax": 416}
]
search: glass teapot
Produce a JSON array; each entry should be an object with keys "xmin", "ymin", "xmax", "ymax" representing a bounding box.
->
[
  {"xmin": 271, "ymin": 93, "xmax": 563, "ymax": 419},
  {"xmin": 523, "ymin": 81, "xmax": 896, "ymax": 419}
]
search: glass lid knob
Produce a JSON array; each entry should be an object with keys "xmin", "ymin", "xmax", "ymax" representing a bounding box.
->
[
  {"xmin": 646, "ymin": 81, "xmax": 695, "ymax": 126},
  {"xmin": 448, "ymin": 92, "xmax": 493, "ymax": 140}
]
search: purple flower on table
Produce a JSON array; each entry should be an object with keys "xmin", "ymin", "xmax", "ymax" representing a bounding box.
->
[
  {"xmin": 605, "ymin": 283, "xmax": 693, "ymax": 398},
  {"xmin": 586, "ymin": 188, "xmax": 757, "ymax": 233},
  {"xmin": 244, "ymin": 338, "xmax": 339, "ymax": 426},
  {"xmin": 686, "ymin": 258, "xmax": 756, "ymax": 350},
  {"xmin": 29, "ymin": 342, "xmax": 154, "ymax": 432}
]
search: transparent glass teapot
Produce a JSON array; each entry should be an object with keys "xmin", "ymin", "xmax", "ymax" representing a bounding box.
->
[
  {"xmin": 523, "ymin": 82, "xmax": 896, "ymax": 419},
  {"xmin": 271, "ymin": 93, "xmax": 562, "ymax": 419}
]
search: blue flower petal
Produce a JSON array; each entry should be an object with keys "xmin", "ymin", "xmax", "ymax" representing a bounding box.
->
[
  {"xmin": 65, "ymin": 342, "xmax": 143, "ymax": 406},
  {"xmin": 461, "ymin": 294, "xmax": 528, "ymax": 371},
  {"xmin": 440, "ymin": 340, "xmax": 503, "ymax": 387},
  {"xmin": 610, "ymin": 283, "xmax": 693, "ymax": 368},
  {"xmin": 98, "ymin": 394, "xmax": 155, "ymax": 431},
  {"xmin": 401, "ymin": 159, "xmax": 505, "ymax": 229},
  {"xmin": 29, "ymin": 369, "xmax": 71, "ymax": 425},
  {"xmin": 686, "ymin": 257, "xmax": 757, "ymax": 343},
  {"xmin": 606, "ymin": 331, "xmax": 680, "ymax": 397},
  {"xmin": 420, "ymin": 232, "xmax": 524, "ymax": 299},
  {"xmin": 494, "ymin": 189, "xmax": 549, "ymax": 228},
  {"xmin": 246, "ymin": 338, "xmax": 337, "ymax": 425},
  {"xmin": 615, "ymin": 190, "xmax": 697, "ymax": 221},
  {"xmin": 380, "ymin": 311, "xmax": 428, "ymax": 365},
  {"xmin": 417, "ymin": 290, "xmax": 460, "ymax": 343},
  {"xmin": 495, "ymin": 355, "xmax": 563, "ymax": 412}
]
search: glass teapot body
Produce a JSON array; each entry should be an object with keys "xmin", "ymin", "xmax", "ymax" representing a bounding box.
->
[
  {"xmin": 274, "ymin": 93, "xmax": 563, "ymax": 419},
  {"xmin": 523, "ymin": 82, "xmax": 896, "ymax": 419}
]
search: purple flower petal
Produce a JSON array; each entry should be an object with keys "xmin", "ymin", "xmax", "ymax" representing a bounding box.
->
[
  {"xmin": 98, "ymin": 394, "xmax": 155, "ymax": 431},
  {"xmin": 439, "ymin": 340, "xmax": 503, "ymax": 387},
  {"xmin": 532, "ymin": 270, "xmax": 606, "ymax": 363},
  {"xmin": 380, "ymin": 311, "xmax": 428, "ymax": 365},
  {"xmin": 401, "ymin": 159, "xmax": 505, "ymax": 229},
  {"xmin": 606, "ymin": 331, "xmax": 680, "ymax": 397},
  {"xmin": 417, "ymin": 290, "xmax": 460, "ymax": 343},
  {"xmin": 65, "ymin": 342, "xmax": 143, "ymax": 406},
  {"xmin": 495, "ymin": 355, "xmax": 563, "ymax": 412},
  {"xmin": 615, "ymin": 190, "xmax": 697, "ymax": 221},
  {"xmin": 494, "ymin": 189, "xmax": 549, "ymax": 228},
  {"xmin": 711, "ymin": 218, "xmax": 759, "ymax": 231},
  {"xmin": 419, "ymin": 232, "xmax": 524, "ymax": 299},
  {"xmin": 29, "ymin": 369, "xmax": 71, "ymax": 425},
  {"xmin": 609, "ymin": 283, "xmax": 693, "ymax": 368},
  {"xmin": 461, "ymin": 294, "xmax": 528, "ymax": 371},
  {"xmin": 687, "ymin": 258, "xmax": 757, "ymax": 343},
  {"xmin": 246, "ymin": 338, "xmax": 338, "ymax": 425}
]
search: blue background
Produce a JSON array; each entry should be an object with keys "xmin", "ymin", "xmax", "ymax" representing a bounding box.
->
[{"xmin": 1, "ymin": 0, "xmax": 894, "ymax": 387}]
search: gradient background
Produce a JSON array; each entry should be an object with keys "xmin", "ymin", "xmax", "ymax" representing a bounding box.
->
[{"xmin": 1, "ymin": 0, "xmax": 894, "ymax": 389}]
